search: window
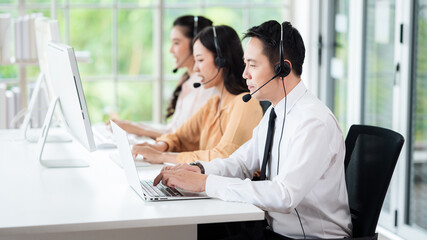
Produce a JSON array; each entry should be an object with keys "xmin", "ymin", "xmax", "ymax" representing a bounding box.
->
[
  {"xmin": 327, "ymin": 0, "xmax": 427, "ymax": 238},
  {"xmin": 362, "ymin": 0, "xmax": 395, "ymax": 130},
  {"xmin": 332, "ymin": 0, "xmax": 349, "ymax": 132},
  {"xmin": 0, "ymin": 0, "xmax": 290, "ymax": 125},
  {"xmin": 408, "ymin": 0, "xmax": 427, "ymax": 233}
]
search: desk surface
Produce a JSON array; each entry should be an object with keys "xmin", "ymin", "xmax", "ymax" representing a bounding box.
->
[{"xmin": 0, "ymin": 129, "xmax": 264, "ymax": 234}]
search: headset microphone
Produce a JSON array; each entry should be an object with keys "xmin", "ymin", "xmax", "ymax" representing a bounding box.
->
[
  {"xmin": 242, "ymin": 22, "xmax": 291, "ymax": 103},
  {"xmin": 194, "ymin": 26, "xmax": 225, "ymax": 89},
  {"xmin": 241, "ymin": 93, "xmax": 252, "ymax": 103},
  {"xmin": 172, "ymin": 54, "xmax": 192, "ymax": 73},
  {"xmin": 193, "ymin": 68, "xmax": 220, "ymax": 88},
  {"xmin": 242, "ymin": 73, "xmax": 280, "ymax": 102}
]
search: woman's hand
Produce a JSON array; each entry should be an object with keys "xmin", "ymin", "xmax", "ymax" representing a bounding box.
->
[
  {"xmin": 132, "ymin": 145, "xmax": 165, "ymax": 164},
  {"xmin": 109, "ymin": 119, "xmax": 145, "ymax": 136},
  {"xmin": 132, "ymin": 141, "xmax": 168, "ymax": 152},
  {"xmin": 131, "ymin": 142, "xmax": 175, "ymax": 164}
]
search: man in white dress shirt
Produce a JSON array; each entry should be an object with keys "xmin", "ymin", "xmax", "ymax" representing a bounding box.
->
[{"xmin": 153, "ymin": 20, "xmax": 352, "ymax": 240}]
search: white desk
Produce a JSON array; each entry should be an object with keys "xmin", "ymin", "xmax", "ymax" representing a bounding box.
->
[{"xmin": 0, "ymin": 130, "xmax": 264, "ymax": 240}]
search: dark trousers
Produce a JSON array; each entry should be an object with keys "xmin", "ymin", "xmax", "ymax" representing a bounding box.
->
[
  {"xmin": 197, "ymin": 221, "xmax": 362, "ymax": 240},
  {"xmin": 197, "ymin": 220, "xmax": 294, "ymax": 240}
]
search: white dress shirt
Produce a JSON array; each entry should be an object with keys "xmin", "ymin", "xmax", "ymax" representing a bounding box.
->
[
  {"xmin": 165, "ymin": 74, "xmax": 218, "ymax": 132},
  {"xmin": 202, "ymin": 81, "xmax": 352, "ymax": 239}
]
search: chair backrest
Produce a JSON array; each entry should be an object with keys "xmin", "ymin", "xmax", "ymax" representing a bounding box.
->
[
  {"xmin": 344, "ymin": 125, "xmax": 404, "ymax": 238},
  {"xmin": 259, "ymin": 101, "xmax": 271, "ymax": 114}
]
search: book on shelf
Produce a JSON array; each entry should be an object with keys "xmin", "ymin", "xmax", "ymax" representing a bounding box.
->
[
  {"xmin": 0, "ymin": 14, "xmax": 11, "ymax": 64},
  {"xmin": 14, "ymin": 17, "xmax": 22, "ymax": 62},
  {"xmin": 29, "ymin": 13, "xmax": 41, "ymax": 61},
  {"xmin": 0, "ymin": 83, "xmax": 7, "ymax": 129},
  {"xmin": 22, "ymin": 16, "xmax": 30, "ymax": 61},
  {"xmin": 13, "ymin": 14, "xmax": 41, "ymax": 63}
]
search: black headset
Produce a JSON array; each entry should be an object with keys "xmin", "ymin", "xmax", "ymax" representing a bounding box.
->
[
  {"xmin": 192, "ymin": 25, "xmax": 225, "ymax": 89},
  {"xmin": 274, "ymin": 22, "xmax": 291, "ymax": 78},
  {"xmin": 241, "ymin": 22, "xmax": 292, "ymax": 102},
  {"xmin": 212, "ymin": 26, "xmax": 227, "ymax": 69},
  {"xmin": 172, "ymin": 16, "xmax": 200, "ymax": 74}
]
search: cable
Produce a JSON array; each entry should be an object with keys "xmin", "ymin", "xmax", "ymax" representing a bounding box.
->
[
  {"xmin": 218, "ymin": 84, "xmax": 225, "ymax": 136},
  {"xmin": 295, "ymin": 208, "xmax": 306, "ymax": 239},
  {"xmin": 277, "ymin": 79, "xmax": 306, "ymax": 239},
  {"xmin": 276, "ymin": 77, "xmax": 306, "ymax": 239},
  {"xmin": 276, "ymin": 77, "xmax": 286, "ymax": 174}
]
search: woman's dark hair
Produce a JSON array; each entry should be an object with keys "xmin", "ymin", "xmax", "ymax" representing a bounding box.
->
[
  {"xmin": 243, "ymin": 20, "xmax": 305, "ymax": 76},
  {"xmin": 173, "ymin": 15, "xmax": 213, "ymax": 51},
  {"xmin": 193, "ymin": 25, "xmax": 248, "ymax": 95},
  {"xmin": 166, "ymin": 15, "xmax": 213, "ymax": 120}
]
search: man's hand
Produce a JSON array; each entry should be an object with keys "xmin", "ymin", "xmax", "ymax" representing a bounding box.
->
[{"xmin": 153, "ymin": 167, "xmax": 207, "ymax": 192}]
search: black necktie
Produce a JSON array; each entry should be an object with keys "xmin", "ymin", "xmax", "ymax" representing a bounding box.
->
[{"xmin": 260, "ymin": 108, "xmax": 276, "ymax": 180}]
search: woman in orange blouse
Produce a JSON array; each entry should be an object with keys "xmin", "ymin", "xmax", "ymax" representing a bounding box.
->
[{"xmin": 131, "ymin": 25, "xmax": 263, "ymax": 164}]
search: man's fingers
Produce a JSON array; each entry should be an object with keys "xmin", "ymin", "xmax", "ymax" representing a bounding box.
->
[
  {"xmin": 162, "ymin": 172, "xmax": 176, "ymax": 187},
  {"xmin": 161, "ymin": 166, "xmax": 173, "ymax": 172},
  {"xmin": 153, "ymin": 173, "xmax": 163, "ymax": 186},
  {"xmin": 162, "ymin": 176, "xmax": 169, "ymax": 187}
]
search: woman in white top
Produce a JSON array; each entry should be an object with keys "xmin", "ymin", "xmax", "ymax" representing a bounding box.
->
[{"xmin": 112, "ymin": 15, "xmax": 217, "ymax": 139}]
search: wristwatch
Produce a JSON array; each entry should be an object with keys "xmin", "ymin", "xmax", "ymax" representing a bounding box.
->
[{"xmin": 189, "ymin": 162, "xmax": 205, "ymax": 174}]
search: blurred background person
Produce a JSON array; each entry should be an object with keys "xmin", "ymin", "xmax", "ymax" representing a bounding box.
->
[{"xmin": 112, "ymin": 15, "xmax": 217, "ymax": 139}]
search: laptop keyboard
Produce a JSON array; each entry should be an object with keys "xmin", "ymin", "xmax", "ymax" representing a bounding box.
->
[{"xmin": 140, "ymin": 180, "xmax": 183, "ymax": 197}]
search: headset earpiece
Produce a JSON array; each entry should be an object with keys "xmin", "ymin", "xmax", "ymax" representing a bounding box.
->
[
  {"xmin": 193, "ymin": 16, "xmax": 199, "ymax": 38},
  {"xmin": 212, "ymin": 26, "xmax": 227, "ymax": 69},
  {"xmin": 274, "ymin": 22, "xmax": 291, "ymax": 78},
  {"xmin": 274, "ymin": 61, "xmax": 291, "ymax": 78},
  {"xmin": 215, "ymin": 56, "xmax": 227, "ymax": 68}
]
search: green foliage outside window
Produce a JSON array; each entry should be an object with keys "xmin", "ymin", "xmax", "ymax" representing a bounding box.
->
[{"xmin": 0, "ymin": 1, "xmax": 288, "ymax": 124}]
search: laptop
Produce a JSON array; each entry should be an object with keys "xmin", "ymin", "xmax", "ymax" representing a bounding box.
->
[{"xmin": 110, "ymin": 120, "xmax": 209, "ymax": 201}]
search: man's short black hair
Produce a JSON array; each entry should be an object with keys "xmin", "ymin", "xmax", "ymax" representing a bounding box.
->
[{"xmin": 243, "ymin": 20, "xmax": 305, "ymax": 76}]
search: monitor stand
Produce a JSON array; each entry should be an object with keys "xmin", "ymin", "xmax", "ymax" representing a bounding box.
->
[
  {"xmin": 21, "ymin": 72, "xmax": 72, "ymax": 143},
  {"xmin": 37, "ymin": 97, "xmax": 89, "ymax": 168}
]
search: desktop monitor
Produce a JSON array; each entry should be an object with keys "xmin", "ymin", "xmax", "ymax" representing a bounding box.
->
[
  {"xmin": 36, "ymin": 42, "xmax": 95, "ymax": 168},
  {"xmin": 21, "ymin": 17, "xmax": 62, "ymax": 137}
]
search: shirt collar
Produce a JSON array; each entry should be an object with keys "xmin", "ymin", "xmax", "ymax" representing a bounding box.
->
[{"xmin": 273, "ymin": 80, "xmax": 307, "ymax": 117}]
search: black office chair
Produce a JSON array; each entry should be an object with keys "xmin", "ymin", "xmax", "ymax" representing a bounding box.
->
[
  {"xmin": 259, "ymin": 101, "xmax": 271, "ymax": 114},
  {"xmin": 344, "ymin": 125, "xmax": 404, "ymax": 239}
]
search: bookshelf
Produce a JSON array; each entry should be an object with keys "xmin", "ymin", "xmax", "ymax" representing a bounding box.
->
[{"xmin": 0, "ymin": 12, "xmax": 41, "ymax": 128}]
